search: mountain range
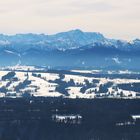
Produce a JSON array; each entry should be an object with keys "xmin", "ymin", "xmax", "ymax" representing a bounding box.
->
[{"xmin": 0, "ymin": 29, "xmax": 140, "ymax": 70}]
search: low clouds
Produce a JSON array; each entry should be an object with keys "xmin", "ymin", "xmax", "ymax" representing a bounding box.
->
[{"xmin": 0, "ymin": 0, "xmax": 139, "ymax": 40}]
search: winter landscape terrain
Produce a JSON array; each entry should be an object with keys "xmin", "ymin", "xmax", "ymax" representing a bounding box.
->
[
  {"xmin": 1, "ymin": 0, "xmax": 140, "ymax": 138},
  {"xmin": 0, "ymin": 65, "xmax": 140, "ymax": 99},
  {"xmin": 0, "ymin": 29, "xmax": 140, "ymax": 70},
  {"xmin": 0, "ymin": 30, "xmax": 140, "ymax": 99},
  {"xmin": 0, "ymin": 30, "xmax": 140, "ymax": 140}
]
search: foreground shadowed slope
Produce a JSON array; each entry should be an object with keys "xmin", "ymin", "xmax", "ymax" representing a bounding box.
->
[{"xmin": 0, "ymin": 98, "xmax": 140, "ymax": 140}]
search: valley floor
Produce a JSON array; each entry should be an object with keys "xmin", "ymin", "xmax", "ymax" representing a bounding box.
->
[{"xmin": 0, "ymin": 68, "xmax": 140, "ymax": 99}]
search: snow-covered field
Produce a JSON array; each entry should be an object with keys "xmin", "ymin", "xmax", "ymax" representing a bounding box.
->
[{"xmin": 0, "ymin": 69, "xmax": 140, "ymax": 99}]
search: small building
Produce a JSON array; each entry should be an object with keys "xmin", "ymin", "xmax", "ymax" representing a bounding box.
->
[
  {"xmin": 132, "ymin": 115, "xmax": 140, "ymax": 121},
  {"xmin": 52, "ymin": 114, "xmax": 82, "ymax": 124}
]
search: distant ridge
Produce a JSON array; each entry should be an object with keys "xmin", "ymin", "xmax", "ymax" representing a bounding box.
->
[{"xmin": 0, "ymin": 29, "xmax": 140, "ymax": 70}]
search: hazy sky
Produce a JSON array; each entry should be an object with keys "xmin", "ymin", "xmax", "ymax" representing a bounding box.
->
[{"xmin": 0, "ymin": 0, "xmax": 140, "ymax": 40}]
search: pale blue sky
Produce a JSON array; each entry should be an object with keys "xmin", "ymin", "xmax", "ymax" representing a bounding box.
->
[{"xmin": 0, "ymin": 0, "xmax": 140, "ymax": 40}]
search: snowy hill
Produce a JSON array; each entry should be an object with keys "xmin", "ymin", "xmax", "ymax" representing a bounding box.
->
[{"xmin": 0, "ymin": 69, "xmax": 140, "ymax": 98}]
